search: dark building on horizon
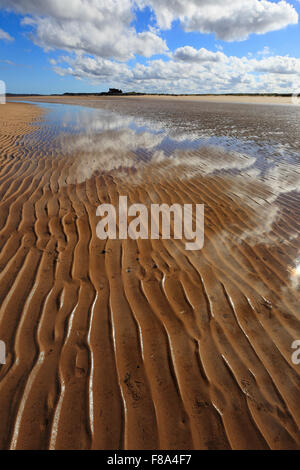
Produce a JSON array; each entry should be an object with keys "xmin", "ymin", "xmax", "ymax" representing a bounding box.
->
[{"xmin": 108, "ymin": 88, "xmax": 123, "ymax": 95}]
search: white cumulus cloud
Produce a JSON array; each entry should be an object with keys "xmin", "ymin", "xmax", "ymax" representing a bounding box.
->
[
  {"xmin": 138, "ymin": 0, "xmax": 298, "ymax": 41},
  {"xmin": 173, "ymin": 46, "xmax": 227, "ymax": 63},
  {"xmin": 0, "ymin": 27, "xmax": 13, "ymax": 41},
  {"xmin": 0, "ymin": 0, "xmax": 168, "ymax": 60}
]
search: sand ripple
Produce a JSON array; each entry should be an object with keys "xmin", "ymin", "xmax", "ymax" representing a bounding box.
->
[{"xmin": 0, "ymin": 103, "xmax": 300, "ymax": 450}]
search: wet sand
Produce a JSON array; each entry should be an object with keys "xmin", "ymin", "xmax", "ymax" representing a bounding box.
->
[
  {"xmin": 0, "ymin": 102, "xmax": 43, "ymax": 135},
  {"xmin": 0, "ymin": 101, "xmax": 300, "ymax": 450}
]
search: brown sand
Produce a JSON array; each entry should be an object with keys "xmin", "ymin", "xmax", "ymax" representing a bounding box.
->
[
  {"xmin": 127, "ymin": 94, "xmax": 296, "ymax": 105},
  {"xmin": 0, "ymin": 102, "xmax": 43, "ymax": 134},
  {"xmin": 9, "ymin": 94, "xmax": 296, "ymax": 106},
  {"xmin": 0, "ymin": 102, "xmax": 300, "ymax": 450}
]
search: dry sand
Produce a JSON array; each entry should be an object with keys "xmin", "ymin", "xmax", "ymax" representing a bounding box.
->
[
  {"xmin": 9, "ymin": 94, "xmax": 296, "ymax": 106},
  {"xmin": 0, "ymin": 102, "xmax": 300, "ymax": 450},
  {"xmin": 124, "ymin": 94, "xmax": 295, "ymax": 105}
]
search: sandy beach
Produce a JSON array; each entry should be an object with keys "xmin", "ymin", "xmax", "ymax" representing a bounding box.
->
[
  {"xmin": 0, "ymin": 100, "xmax": 299, "ymax": 450},
  {"xmin": 9, "ymin": 94, "xmax": 296, "ymax": 107}
]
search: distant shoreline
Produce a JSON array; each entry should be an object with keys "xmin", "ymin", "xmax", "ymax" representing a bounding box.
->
[{"xmin": 7, "ymin": 93, "xmax": 297, "ymax": 106}]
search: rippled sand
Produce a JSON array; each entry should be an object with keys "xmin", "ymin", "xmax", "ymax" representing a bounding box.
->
[{"xmin": 0, "ymin": 101, "xmax": 300, "ymax": 450}]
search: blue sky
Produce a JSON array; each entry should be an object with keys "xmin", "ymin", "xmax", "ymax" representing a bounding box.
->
[{"xmin": 0, "ymin": 0, "xmax": 299, "ymax": 94}]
